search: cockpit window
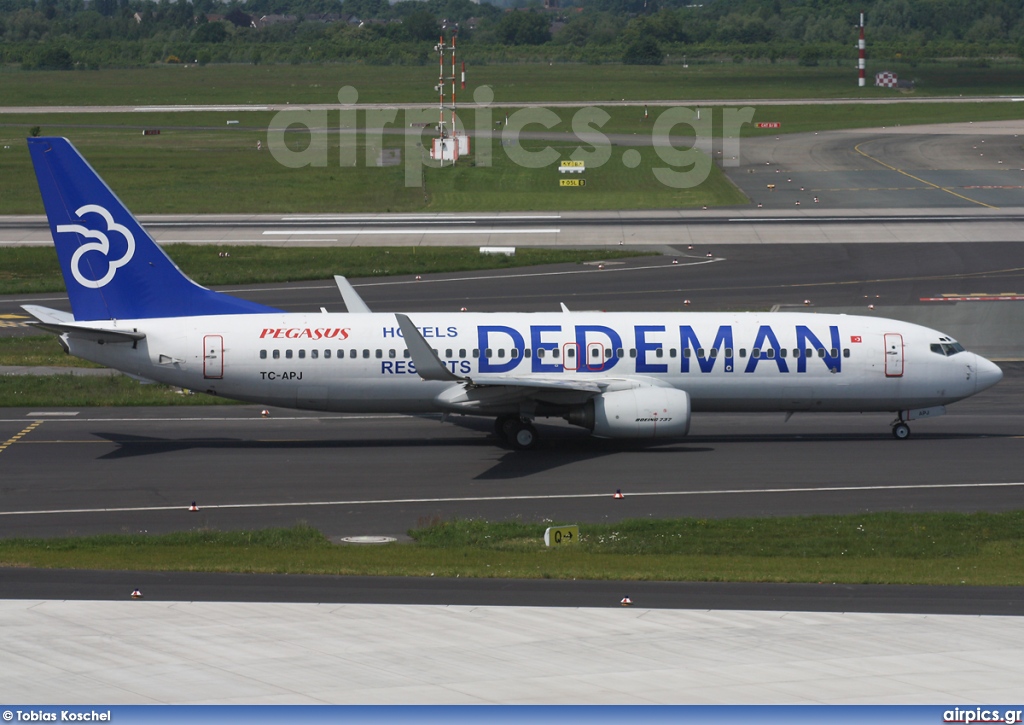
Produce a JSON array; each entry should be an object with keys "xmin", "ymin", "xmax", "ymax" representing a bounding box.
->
[{"xmin": 930, "ymin": 339, "xmax": 966, "ymax": 357}]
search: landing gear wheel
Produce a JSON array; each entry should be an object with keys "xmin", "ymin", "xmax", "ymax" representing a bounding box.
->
[
  {"xmin": 892, "ymin": 422, "xmax": 911, "ymax": 440},
  {"xmin": 509, "ymin": 421, "xmax": 538, "ymax": 450},
  {"xmin": 494, "ymin": 414, "xmax": 517, "ymax": 442}
]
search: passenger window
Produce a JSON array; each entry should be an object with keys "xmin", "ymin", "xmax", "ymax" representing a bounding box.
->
[
  {"xmin": 498, "ymin": 349, "xmax": 506, "ymax": 358},
  {"xmin": 486, "ymin": 348, "xmax": 493, "ymax": 358},
  {"xmin": 260, "ymin": 350, "xmax": 267, "ymax": 360},
  {"xmin": 806, "ymin": 349, "xmax": 813, "ymax": 358},
  {"xmin": 537, "ymin": 348, "xmax": 545, "ymax": 358},
  {"xmin": 817, "ymin": 349, "xmax": 825, "ymax": 358},
  {"xmin": 445, "ymin": 349, "xmax": 452, "ymax": 358},
  {"xmin": 404, "ymin": 349, "xmax": 411, "ymax": 358},
  {"xmin": 273, "ymin": 350, "xmax": 280, "ymax": 359},
  {"xmin": 709, "ymin": 348, "xmax": 718, "ymax": 358},
  {"xmin": 779, "ymin": 349, "xmax": 786, "ymax": 358},
  {"xmin": 512, "ymin": 349, "xmax": 520, "ymax": 359},
  {"xmin": 567, "ymin": 348, "xmax": 575, "ymax": 358},
  {"xmin": 605, "ymin": 349, "xmax": 613, "ymax": 359},
  {"xmin": 375, "ymin": 349, "xmax": 382, "ymax": 359},
  {"xmin": 684, "ymin": 349, "xmax": 691, "ymax": 358},
  {"xmin": 669, "ymin": 348, "xmax": 677, "ymax": 358},
  {"xmin": 655, "ymin": 348, "xmax": 663, "ymax": 358},
  {"xmin": 286, "ymin": 350, "xmax": 293, "ymax": 359},
  {"xmin": 362, "ymin": 349, "xmax": 369, "ymax": 359},
  {"xmin": 739, "ymin": 349, "xmax": 747, "ymax": 358},
  {"xmin": 766, "ymin": 348, "xmax": 775, "ymax": 359},
  {"xmin": 629, "ymin": 349, "xmax": 637, "ymax": 358},
  {"xmin": 553, "ymin": 348, "xmax": 560, "ymax": 359},
  {"xmin": 591, "ymin": 348, "xmax": 600, "ymax": 358},
  {"xmin": 725, "ymin": 348, "xmax": 733, "ymax": 357},
  {"xmin": 460, "ymin": 349, "xmax": 467, "ymax": 358},
  {"xmin": 525, "ymin": 349, "xmax": 532, "ymax": 358},
  {"xmin": 388, "ymin": 349, "xmax": 396, "ymax": 359},
  {"xmin": 752, "ymin": 348, "xmax": 761, "ymax": 359},
  {"xmin": 830, "ymin": 348, "xmax": 838, "ymax": 358},
  {"xmin": 696, "ymin": 348, "xmax": 705, "ymax": 358},
  {"xmin": 298, "ymin": 350, "xmax": 306, "ymax": 359},
  {"xmin": 843, "ymin": 348, "xmax": 850, "ymax": 358},
  {"xmin": 616, "ymin": 349, "xmax": 624, "ymax": 358},
  {"xmin": 473, "ymin": 349, "xmax": 480, "ymax": 358},
  {"xmin": 793, "ymin": 349, "xmax": 800, "ymax": 358},
  {"xmin": 350, "ymin": 350, "xmax": 358, "ymax": 359},
  {"xmin": 311, "ymin": 350, "xmax": 318, "ymax": 360},
  {"xmin": 324, "ymin": 350, "xmax": 331, "ymax": 359}
]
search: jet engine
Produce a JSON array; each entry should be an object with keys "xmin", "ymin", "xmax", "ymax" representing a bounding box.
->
[{"xmin": 566, "ymin": 387, "xmax": 691, "ymax": 439}]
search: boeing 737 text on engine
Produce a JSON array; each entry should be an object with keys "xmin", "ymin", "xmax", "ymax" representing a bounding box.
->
[{"xmin": 24, "ymin": 137, "xmax": 1003, "ymax": 449}]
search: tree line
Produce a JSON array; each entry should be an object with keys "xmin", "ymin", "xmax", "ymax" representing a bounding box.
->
[{"xmin": 3, "ymin": 0, "xmax": 1023, "ymax": 69}]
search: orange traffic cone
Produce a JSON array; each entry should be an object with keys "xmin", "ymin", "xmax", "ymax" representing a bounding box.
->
[
  {"xmin": 621, "ymin": 596, "xmax": 633, "ymax": 606},
  {"xmin": 131, "ymin": 589, "xmax": 143, "ymax": 599},
  {"xmin": 189, "ymin": 501, "xmax": 199, "ymax": 512},
  {"xmin": 261, "ymin": 409, "xmax": 270, "ymax": 418},
  {"xmin": 613, "ymin": 489, "xmax": 624, "ymax": 499}
]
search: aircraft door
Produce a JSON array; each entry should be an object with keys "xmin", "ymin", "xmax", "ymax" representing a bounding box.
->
[
  {"xmin": 203, "ymin": 334, "xmax": 224, "ymax": 379},
  {"xmin": 884, "ymin": 333, "xmax": 904, "ymax": 378}
]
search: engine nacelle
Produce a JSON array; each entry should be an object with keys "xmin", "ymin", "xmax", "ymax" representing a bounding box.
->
[{"xmin": 567, "ymin": 387, "xmax": 691, "ymax": 439}]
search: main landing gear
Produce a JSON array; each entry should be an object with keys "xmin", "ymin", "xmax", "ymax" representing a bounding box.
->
[
  {"xmin": 891, "ymin": 415, "xmax": 911, "ymax": 440},
  {"xmin": 494, "ymin": 414, "xmax": 539, "ymax": 450}
]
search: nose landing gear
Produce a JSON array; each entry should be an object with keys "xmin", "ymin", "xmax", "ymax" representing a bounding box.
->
[{"xmin": 891, "ymin": 415, "xmax": 911, "ymax": 440}]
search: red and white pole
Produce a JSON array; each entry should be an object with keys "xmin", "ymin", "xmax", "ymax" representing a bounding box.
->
[
  {"xmin": 858, "ymin": 11, "xmax": 865, "ymax": 87},
  {"xmin": 461, "ymin": 61, "xmax": 466, "ymax": 91}
]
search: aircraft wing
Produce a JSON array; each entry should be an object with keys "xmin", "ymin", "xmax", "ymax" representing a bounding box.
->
[{"xmin": 396, "ymin": 313, "xmax": 604, "ymax": 396}]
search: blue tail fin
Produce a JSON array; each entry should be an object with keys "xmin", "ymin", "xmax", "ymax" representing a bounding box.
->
[{"xmin": 28, "ymin": 137, "xmax": 280, "ymax": 322}]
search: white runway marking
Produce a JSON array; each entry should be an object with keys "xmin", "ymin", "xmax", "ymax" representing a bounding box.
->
[
  {"xmin": 263, "ymin": 228, "xmax": 562, "ymax": 236},
  {"xmin": 3, "ymin": 481, "xmax": 1022, "ymax": 517},
  {"xmin": 281, "ymin": 215, "xmax": 562, "ymax": 221}
]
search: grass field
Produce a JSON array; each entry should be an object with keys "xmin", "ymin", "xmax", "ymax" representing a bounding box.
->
[
  {"xmin": 2, "ymin": 512, "xmax": 1022, "ymax": 585},
  {"xmin": 0, "ymin": 246, "xmax": 653, "ymax": 295},
  {"xmin": 2, "ymin": 96, "xmax": 1020, "ymax": 214},
  {"xmin": 2, "ymin": 62, "xmax": 1024, "ymax": 106},
  {"xmin": 0, "ymin": 336, "xmax": 101, "ymax": 367},
  {"xmin": 0, "ymin": 374, "xmax": 239, "ymax": 406}
]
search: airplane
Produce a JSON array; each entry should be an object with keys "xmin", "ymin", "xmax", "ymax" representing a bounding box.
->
[{"xmin": 23, "ymin": 136, "xmax": 1003, "ymax": 449}]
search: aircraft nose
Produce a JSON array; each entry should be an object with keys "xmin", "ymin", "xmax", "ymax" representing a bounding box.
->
[{"xmin": 974, "ymin": 354, "xmax": 1003, "ymax": 393}]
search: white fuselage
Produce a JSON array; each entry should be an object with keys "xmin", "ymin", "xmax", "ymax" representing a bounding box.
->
[{"xmin": 66, "ymin": 311, "xmax": 997, "ymax": 416}]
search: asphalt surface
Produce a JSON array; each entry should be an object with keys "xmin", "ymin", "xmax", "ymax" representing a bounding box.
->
[
  {"xmin": 2, "ymin": 568, "xmax": 1021, "ymax": 616},
  {"xmin": 2, "ymin": 121, "xmax": 1023, "ymax": 615}
]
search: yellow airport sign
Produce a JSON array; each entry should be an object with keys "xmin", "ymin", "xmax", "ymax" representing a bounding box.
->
[
  {"xmin": 544, "ymin": 525, "xmax": 580, "ymax": 546},
  {"xmin": 560, "ymin": 179, "xmax": 586, "ymax": 187}
]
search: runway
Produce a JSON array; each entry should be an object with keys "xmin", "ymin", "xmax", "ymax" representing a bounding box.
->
[{"xmin": 1, "ymin": 360, "xmax": 1021, "ymax": 540}]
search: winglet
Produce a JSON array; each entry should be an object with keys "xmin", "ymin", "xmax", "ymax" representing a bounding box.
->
[
  {"xmin": 334, "ymin": 276, "xmax": 372, "ymax": 313},
  {"xmin": 395, "ymin": 313, "xmax": 464, "ymax": 382},
  {"xmin": 560, "ymin": 302, "xmax": 570, "ymax": 313}
]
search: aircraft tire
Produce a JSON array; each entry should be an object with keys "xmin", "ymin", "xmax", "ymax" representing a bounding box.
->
[
  {"xmin": 494, "ymin": 415, "xmax": 517, "ymax": 442},
  {"xmin": 510, "ymin": 421, "xmax": 538, "ymax": 450},
  {"xmin": 892, "ymin": 423, "xmax": 911, "ymax": 440}
]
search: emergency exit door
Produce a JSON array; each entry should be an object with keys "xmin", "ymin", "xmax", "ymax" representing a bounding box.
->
[
  {"xmin": 884, "ymin": 333, "xmax": 903, "ymax": 378},
  {"xmin": 203, "ymin": 335, "xmax": 224, "ymax": 379}
]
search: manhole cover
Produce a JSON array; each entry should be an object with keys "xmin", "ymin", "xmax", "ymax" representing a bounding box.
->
[{"xmin": 339, "ymin": 536, "xmax": 397, "ymax": 544}]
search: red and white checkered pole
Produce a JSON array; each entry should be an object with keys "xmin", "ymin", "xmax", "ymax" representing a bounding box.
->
[{"xmin": 858, "ymin": 12, "xmax": 865, "ymax": 87}]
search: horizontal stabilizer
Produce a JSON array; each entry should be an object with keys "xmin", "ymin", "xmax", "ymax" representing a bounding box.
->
[{"xmin": 28, "ymin": 321, "xmax": 145, "ymax": 344}]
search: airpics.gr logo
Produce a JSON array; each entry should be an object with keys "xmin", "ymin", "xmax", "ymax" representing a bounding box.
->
[{"xmin": 56, "ymin": 204, "xmax": 136, "ymax": 289}]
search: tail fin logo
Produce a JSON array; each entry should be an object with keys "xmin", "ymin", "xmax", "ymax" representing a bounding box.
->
[{"xmin": 56, "ymin": 204, "xmax": 136, "ymax": 289}]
